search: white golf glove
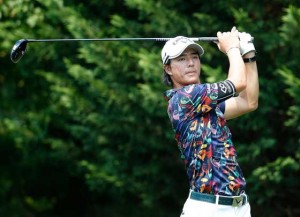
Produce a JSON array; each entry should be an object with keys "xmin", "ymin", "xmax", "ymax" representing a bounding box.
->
[{"xmin": 239, "ymin": 32, "xmax": 255, "ymax": 56}]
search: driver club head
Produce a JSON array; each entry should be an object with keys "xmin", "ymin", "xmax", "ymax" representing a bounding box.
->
[{"xmin": 10, "ymin": 39, "xmax": 28, "ymax": 63}]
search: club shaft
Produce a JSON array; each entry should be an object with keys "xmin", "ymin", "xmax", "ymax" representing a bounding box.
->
[
  {"xmin": 11, "ymin": 36, "xmax": 254, "ymax": 63},
  {"xmin": 25, "ymin": 37, "xmax": 220, "ymax": 42}
]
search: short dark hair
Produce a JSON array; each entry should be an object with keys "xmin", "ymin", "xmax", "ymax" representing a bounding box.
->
[
  {"xmin": 163, "ymin": 71, "xmax": 172, "ymax": 86},
  {"xmin": 162, "ymin": 60, "xmax": 172, "ymax": 86}
]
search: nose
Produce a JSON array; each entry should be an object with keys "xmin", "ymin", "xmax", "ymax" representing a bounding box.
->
[{"xmin": 187, "ymin": 57, "xmax": 195, "ymax": 66}]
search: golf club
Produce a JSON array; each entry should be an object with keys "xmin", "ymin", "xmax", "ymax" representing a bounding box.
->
[
  {"xmin": 10, "ymin": 37, "xmax": 253, "ymax": 63},
  {"xmin": 10, "ymin": 37, "xmax": 220, "ymax": 63}
]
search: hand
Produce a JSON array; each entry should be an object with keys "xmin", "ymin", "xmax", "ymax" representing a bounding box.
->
[
  {"xmin": 239, "ymin": 32, "xmax": 255, "ymax": 56},
  {"xmin": 217, "ymin": 26, "xmax": 240, "ymax": 55}
]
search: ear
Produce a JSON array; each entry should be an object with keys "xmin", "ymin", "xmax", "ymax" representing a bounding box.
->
[{"xmin": 163, "ymin": 64, "xmax": 172, "ymax": 75}]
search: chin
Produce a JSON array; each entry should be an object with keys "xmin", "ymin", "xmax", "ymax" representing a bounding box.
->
[{"xmin": 186, "ymin": 78, "xmax": 200, "ymax": 85}]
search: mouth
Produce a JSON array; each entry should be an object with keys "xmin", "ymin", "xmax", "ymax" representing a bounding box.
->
[{"xmin": 185, "ymin": 71, "xmax": 197, "ymax": 75}]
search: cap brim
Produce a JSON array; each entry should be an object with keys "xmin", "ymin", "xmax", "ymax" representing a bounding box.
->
[{"xmin": 187, "ymin": 44, "xmax": 204, "ymax": 56}]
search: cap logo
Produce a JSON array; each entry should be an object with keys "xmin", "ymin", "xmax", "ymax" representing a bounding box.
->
[{"xmin": 172, "ymin": 36, "xmax": 192, "ymax": 45}]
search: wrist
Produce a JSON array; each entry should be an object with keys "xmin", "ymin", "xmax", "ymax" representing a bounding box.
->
[{"xmin": 226, "ymin": 46, "xmax": 240, "ymax": 55}]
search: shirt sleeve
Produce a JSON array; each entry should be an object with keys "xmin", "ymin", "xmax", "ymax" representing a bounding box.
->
[
  {"xmin": 175, "ymin": 80, "xmax": 235, "ymax": 116},
  {"xmin": 213, "ymin": 80, "xmax": 236, "ymax": 103}
]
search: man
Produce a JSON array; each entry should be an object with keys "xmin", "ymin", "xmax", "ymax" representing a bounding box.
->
[{"xmin": 162, "ymin": 27, "xmax": 258, "ymax": 217}]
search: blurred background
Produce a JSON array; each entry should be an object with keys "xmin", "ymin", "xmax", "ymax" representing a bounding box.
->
[{"xmin": 0, "ymin": 0, "xmax": 299, "ymax": 216}]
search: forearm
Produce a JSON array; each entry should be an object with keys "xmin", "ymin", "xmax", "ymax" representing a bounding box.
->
[
  {"xmin": 239, "ymin": 52, "xmax": 259, "ymax": 110},
  {"xmin": 226, "ymin": 48, "xmax": 247, "ymax": 93}
]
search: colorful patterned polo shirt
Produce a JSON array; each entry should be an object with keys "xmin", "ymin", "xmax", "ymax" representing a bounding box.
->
[{"xmin": 164, "ymin": 83, "xmax": 246, "ymax": 196}]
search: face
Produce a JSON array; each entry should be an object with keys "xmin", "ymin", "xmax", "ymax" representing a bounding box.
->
[{"xmin": 164, "ymin": 48, "xmax": 201, "ymax": 88}]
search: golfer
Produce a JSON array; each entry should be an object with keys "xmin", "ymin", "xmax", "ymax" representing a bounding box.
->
[{"xmin": 162, "ymin": 27, "xmax": 258, "ymax": 217}]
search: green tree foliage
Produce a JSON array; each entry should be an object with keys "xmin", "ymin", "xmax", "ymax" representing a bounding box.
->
[{"xmin": 0, "ymin": 0, "xmax": 299, "ymax": 217}]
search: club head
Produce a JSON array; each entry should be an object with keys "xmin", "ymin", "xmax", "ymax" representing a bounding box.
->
[{"xmin": 10, "ymin": 39, "xmax": 28, "ymax": 63}]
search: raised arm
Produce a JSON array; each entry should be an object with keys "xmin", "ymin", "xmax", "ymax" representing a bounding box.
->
[
  {"xmin": 217, "ymin": 27, "xmax": 247, "ymax": 93},
  {"xmin": 224, "ymin": 32, "xmax": 259, "ymax": 120}
]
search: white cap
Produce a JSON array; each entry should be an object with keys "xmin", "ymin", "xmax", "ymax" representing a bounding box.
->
[{"xmin": 161, "ymin": 36, "xmax": 204, "ymax": 64}]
